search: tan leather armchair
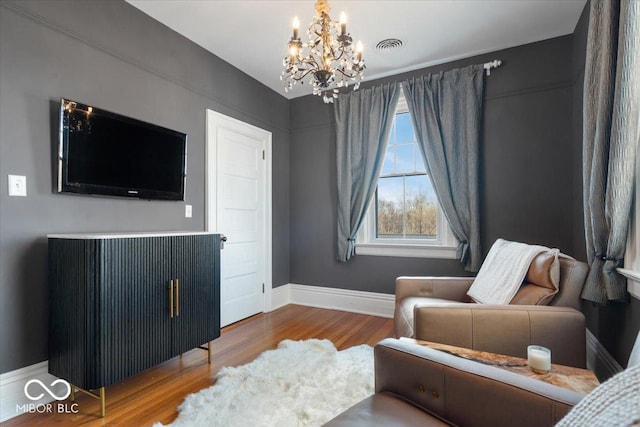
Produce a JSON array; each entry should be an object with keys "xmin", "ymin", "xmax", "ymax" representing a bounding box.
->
[
  {"xmin": 394, "ymin": 257, "xmax": 590, "ymax": 368},
  {"xmin": 324, "ymin": 338, "xmax": 585, "ymax": 427}
]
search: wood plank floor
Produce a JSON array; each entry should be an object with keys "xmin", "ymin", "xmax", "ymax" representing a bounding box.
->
[{"xmin": 3, "ymin": 305, "xmax": 394, "ymax": 426}]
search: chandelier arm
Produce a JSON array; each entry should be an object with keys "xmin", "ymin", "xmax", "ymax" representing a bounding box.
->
[
  {"xmin": 334, "ymin": 67, "xmax": 358, "ymax": 79},
  {"xmin": 289, "ymin": 55, "xmax": 320, "ymax": 74},
  {"xmin": 331, "ymin": 48, "xmax": 347, "ymax": 62},
  {"xmin": 300, "ymin": 56, "xmax": 321, "ymax": 69},
  {"xmin": 292, "ymin": 68, "xmax": 317, "ymax": 81}
]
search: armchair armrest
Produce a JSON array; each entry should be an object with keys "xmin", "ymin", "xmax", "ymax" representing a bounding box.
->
[
  {"xmin": 414, "ymin": 305, "xmax": 587, "ymax": 368},
  {"xmin": 395, "ymin": 276, "xmax": 475, "ymax": 302},
  {"xmin": 374, "ymin": 338, "xmax": 583, "ymax": 427}
]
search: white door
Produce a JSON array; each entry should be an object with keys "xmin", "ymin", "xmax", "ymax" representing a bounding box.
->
[{"xmin": 206, "ymin": 110, "xmax": 272, "ymax": 327}]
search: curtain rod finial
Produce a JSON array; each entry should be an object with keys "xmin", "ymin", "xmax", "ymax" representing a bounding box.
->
[{"xmin": 484, "ymin": 59, "xmax": 502, "ymax": 76}]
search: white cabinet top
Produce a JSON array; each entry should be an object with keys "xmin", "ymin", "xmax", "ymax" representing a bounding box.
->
[{"xmin": 47, "ymin": 231, "xmax": 218, "ymax": 239}]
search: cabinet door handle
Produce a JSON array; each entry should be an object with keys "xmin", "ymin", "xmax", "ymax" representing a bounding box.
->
[
  {"xmin": 175, "ymin": 279, "xmax": 180, "ymax": 317},
  {"xmin": 169, "ymin": 280, "xmax": 174, "ymax": 318}
]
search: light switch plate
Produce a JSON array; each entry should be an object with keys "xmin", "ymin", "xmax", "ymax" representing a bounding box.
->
[
  {"xmin": 8, "ymin": 175, "xmax": 27, "ymax": 197},
  {"xmin": 185, "ymin": 204, "xmax": 192, "ymax": 218}
]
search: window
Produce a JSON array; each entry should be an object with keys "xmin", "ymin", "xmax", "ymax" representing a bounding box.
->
[
  {"xmin": 357, "ymin": 94, "xmax": 457, "ymax": 258},
  {"xmin": 622, "ymin": 144, "xmax": 640, "ymax": 298}
]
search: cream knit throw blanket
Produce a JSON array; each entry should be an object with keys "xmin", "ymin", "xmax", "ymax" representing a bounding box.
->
[
  {"xmin": 556, "ymin": 364, "xmax": 640, "ymax": 426},
  {"xmin": 467, "ymin": 239, "xmax": 559, "ymax": 305}
]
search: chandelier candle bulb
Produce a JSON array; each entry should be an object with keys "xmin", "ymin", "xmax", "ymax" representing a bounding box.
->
[
  {"xmin": 340, "ymin": 12, "xmax": 347, "ymax": 35},
  {"xmin": 293, "ymin": 16, "xmax": 299, "ymax": 39},
  {"xmin": 527, "ymin": 345, "xmax": 551, "ymax": 374}
]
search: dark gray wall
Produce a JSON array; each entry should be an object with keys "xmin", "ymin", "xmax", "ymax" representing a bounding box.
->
[
  {"xmin": 571, "ymin": 2, "xmax": 640, "ymax": 371},
  {"xmin": 0, "ymin": 0, "xmax": 290, "ymax": 374},
  {"xmin": 290, "ymin": 36, "xmax": 578, "ymax": 293}
]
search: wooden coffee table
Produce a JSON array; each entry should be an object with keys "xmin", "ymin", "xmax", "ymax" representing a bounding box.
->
[{"xmin": 401, "ymin": 338, "xmax": 599, "ymax": 394}]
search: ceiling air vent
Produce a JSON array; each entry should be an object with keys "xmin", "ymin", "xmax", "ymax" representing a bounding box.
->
[{"xmin": 376, "ymin": 38, "xmax": 404, "ymax": 52}]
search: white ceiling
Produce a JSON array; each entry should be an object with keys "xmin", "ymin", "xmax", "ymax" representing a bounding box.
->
[{"xmin": 126, "ymin": 0, "xmax": 587, "ymax": 99}]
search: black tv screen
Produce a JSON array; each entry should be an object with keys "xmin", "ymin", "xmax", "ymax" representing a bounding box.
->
[{"xmin": 57, "ymin": 98, "xmax": 187, "ymax": 200}]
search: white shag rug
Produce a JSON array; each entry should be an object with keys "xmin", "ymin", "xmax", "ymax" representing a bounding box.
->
[{"xmin": 155, "ymin": 339, "xmax": 374, "ymax": 427}]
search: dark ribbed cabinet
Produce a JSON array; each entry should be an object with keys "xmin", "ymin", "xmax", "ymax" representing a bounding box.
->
[{"xmin": 48, "ymin": 232, "xmax": 221, "ymax": 416}]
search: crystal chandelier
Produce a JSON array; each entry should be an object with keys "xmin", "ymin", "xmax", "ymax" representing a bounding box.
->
[{"xmin": 281, "ymin": 0, "xmax": 365, "ymax": 103}]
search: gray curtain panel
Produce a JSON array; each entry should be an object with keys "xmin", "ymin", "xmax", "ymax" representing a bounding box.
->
[
  {"xmin": 335, "ymin": 83, "xmax": 400, "ymax": 262},
  {"xmin": 403, "ymin": 65, "xmax": 484, "ymax": 272},
  {"xmin": 582, "ymin": 0, "xmax": 640, "ymax": 304}
]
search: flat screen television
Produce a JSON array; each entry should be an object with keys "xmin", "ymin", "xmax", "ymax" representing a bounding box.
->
[{"xmin": 57, "ymin": 98, "xmax": 187, "ymax": 201}]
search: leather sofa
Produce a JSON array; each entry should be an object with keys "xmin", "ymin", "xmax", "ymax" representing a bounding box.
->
[
  {"xmin": 394, "ymin": 257, "xmax": 590, "ymax": 367},
  {"xmin": 324, "ymin": 338, "xmax": 586, "ymax": 427},
  {"xmin": 325, "ymin": 256, "xmax": 592, "ymax": 426}
]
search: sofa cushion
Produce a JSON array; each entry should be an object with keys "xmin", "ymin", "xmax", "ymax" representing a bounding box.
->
[
  {"xmin": 510, "ymin": 283, "xmax": 557, "ymax": 305},
  {"xmin": 526, "ymin": 252, "xmax": 560, "ymax": 290},
  {"xmin": 510, "ymin": 252, "xmax": 560, "ymax": 305},
  {"xmin": 549, "ymin": 258, "xmax": 589, "ymax": 310}
]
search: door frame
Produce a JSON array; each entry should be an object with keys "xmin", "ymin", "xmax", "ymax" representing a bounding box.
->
[{"xmin": 205, "ymin": 109, "xmax": 273, "ymax": 315}]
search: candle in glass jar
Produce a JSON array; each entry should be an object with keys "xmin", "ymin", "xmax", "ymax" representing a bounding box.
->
[{"xmin": 527, "ymin": 345, "xmax": 551, "ymax": 374}]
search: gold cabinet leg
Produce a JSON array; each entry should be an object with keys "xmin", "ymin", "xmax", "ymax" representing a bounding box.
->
[
  {"xmin": 70, "ymin": 384, "xmax": 106, "ymax": 418},
  {"xmin": 198, "ymin": 342, "xmax": 213, "ymax": 363},
  {"xmin": 70, "ymin": 385, "xmax": 75, "ymax": 402},
  {"xmin": 99, "ymin": 387, "xmax": 105, "ymax": 418}
]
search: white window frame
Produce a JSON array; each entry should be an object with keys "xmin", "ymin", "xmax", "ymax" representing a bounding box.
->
[
  {"xmin": 619, "ymin": 145, "xmax": 640, "ymax": 299},
  {"xmin": 356, "ymin": 93, "xmax": 458, "ymax": 259}
]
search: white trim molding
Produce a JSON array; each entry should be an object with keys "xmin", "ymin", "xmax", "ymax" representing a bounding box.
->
[
  {"xmin": 356, "ymin": 243, "xmax": 457, "ymax": 259},
  {"xmin": 0, "ymin": 362, "xmax": 66, "ymax": 422},
  {"xmin": 268, "ymin": 283, "xmax": 395, "ymax": 318},
  {"xmin": 617, "ymin": 268, "xmax": 640, "ymax": 300},
  {"xmin": 623, "ymin": 147, "xmax": 640, "ymax": 299},
  {"xmin": 270, "ymin": 285, "xmax": 291, "ymax": 312}
]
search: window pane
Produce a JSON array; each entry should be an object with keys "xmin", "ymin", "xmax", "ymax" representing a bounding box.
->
[
  {"xmin": 415, "ymin": 145, "xmax": 427, "ymax": 173},
  {"xmin": 373, "ymin": 106, "xmax": 440, "ymax": 242},
  {"xmin": 381, "ymin": 146, "xmax": 395, "ymax": 175},
  {"xmin": 395, "ymin": 113, "xmax": 414, "ymax": 143},
  {"xmin": 395, "ymin": 143, "xmax": 415, "ymax": 173},
  {"xmin": 376, "ymin": 176, "xmax": 403, "ymax": 237},
  {"xmin": 404, "ymin": 175, "xmax": 437, "ymax": 238}
]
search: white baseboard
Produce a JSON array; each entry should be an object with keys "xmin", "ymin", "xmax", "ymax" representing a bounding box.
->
[
  {"xmin": 0, "ymin": 361, "xmax": 64, "ymax": 422},
  {"xmin": 270, "ymin": 284, "xmax": 291, "ymax": 311},
  {"xmin": 586, "ymin": 328, "xmax": 623, "ymax": 380},
  {"xmin": 270, "ymin": 283, "xmax": 394, "ymax": 318}
]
